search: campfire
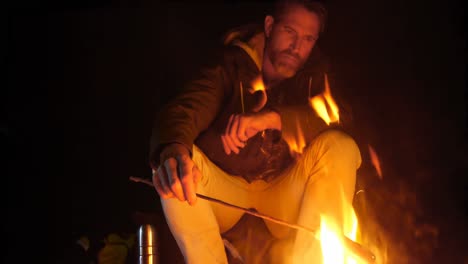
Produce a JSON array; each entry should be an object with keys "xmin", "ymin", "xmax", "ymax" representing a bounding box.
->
[{"xmin": 283, "ymin": 73, "xmax": 382, "ymax": 263}]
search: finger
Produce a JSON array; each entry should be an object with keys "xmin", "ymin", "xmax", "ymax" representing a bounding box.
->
[
  {"xmin": 151, "ymin": 169, "xmax": 165, "ymax": 196},
  {"xmin": 229, "ymin": 115, "xmax": 245, "ymax": 148},
  {"xmin": 221, "ymin": 135, "xmax": 231, "ymax": 155},
  {"xmin": 177, "ymin": 155, "xmax": 196, "ymax": 205},
  {"xmin": 152, "ymin": 170, "xmax": 174, "ymax": 199},
  {"xmin": 225, "ymin": 114, "xmax": 234, "ymax": 135},
  {"xmin": 224, "ymin": 133, "xmax": 240, "ymax": 154},
  {"xmin": 164, "ymin": 158, "xmax": 185, "ymax": 201},
  {"xmin": 237, "ymin": 115, "xmax": 249, "ymax": 142},
  {"xmin": 157, "ymin": 167, "xmax": 174, "ymax": 197}
]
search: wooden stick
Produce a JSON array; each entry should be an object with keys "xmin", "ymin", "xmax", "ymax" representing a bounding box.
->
[
  {"xmin": 240, "ymin": 81, "xmax": 245, "ymax": 114},
  {"xmin": 130, "ymin": 176, "xmax": 318, "ymax": 233},
  {"xmin": 129, "ymin": 176, "xmax": 375, "ymax": 263}
]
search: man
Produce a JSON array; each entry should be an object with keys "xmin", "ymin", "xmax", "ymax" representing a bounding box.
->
[{"xmin": 149, "ymin": 0, "xmax": 361, "ymax": 263}]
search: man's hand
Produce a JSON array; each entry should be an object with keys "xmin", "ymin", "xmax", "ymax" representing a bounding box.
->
[
  {"xmin": 151, "ymin": 143, "xmax": 201, "ymax": 205},
  {"xmin": 221, "ymin": 110, "xmax": 281, "ymax": 155}
]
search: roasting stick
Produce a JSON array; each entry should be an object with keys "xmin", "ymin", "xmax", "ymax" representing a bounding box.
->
[
  {"xmin": 130, "ymin": 176, "xmax": 317, "ymax": 232},
  {"xmin": 129, "ymin": 176, "xmax": 376, "ymax": 263}
]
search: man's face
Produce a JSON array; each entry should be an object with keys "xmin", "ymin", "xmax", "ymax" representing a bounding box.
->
[{"xmin": 265, "ymin": 5, "xmax": 321, "ymax": 78}]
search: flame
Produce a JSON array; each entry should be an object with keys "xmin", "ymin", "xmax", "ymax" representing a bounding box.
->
[
  {"xmin": 319, "ymin": 190, "xmax": 360, "ymax": 264},
  {"xmin": 250, "ymin": 75, "xmax": 265, "ymax": 92},
  {"xmin": 248, "ymin": 75, "xmax": 268, "ymax": 112},
  {"xmin": 309, "ymin": 74, "xmax": 340, "ymax": 125},
  {"xmin": 283, "ymin": 119, "xmax": 306, "ymax": 156},
  {"xmin": 368, "ymin": 144, "xmax": 383, "ymax": 179},
  {"xmin": 320, "ymin": 215, "xmax": 346, "ymax": 263}
]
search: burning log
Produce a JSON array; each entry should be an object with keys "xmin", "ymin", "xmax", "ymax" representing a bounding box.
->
[{"xmin": 130, "ymin": 176, "xmax": 376, "ymax": 263}]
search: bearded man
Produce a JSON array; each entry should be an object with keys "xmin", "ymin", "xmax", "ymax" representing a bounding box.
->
[{"xmin": 149, "ymin": 1, "xmax": 361, "ymax": 262}]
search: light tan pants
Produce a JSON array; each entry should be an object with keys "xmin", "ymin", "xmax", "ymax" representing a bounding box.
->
[{"xmin": 161, "ymin": 129, "xmax": 362, "ymax": 263}]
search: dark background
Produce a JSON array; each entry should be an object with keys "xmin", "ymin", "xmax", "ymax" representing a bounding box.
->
[{"xmin": 6, "ymin": 0, "xmax": 466, "ymax": 263}]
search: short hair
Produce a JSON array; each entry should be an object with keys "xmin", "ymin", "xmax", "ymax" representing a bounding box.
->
[{"xmin": 271, "ymin": 0, "xmax": 328, "ymax": 33}]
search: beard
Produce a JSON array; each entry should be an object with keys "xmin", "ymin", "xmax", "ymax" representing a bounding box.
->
[{"xmin": 268, "ymin": 48, "xmax": 306, "ymax": 78}]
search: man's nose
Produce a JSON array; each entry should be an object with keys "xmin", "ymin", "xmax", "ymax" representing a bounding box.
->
[{"xmin": 290, "ymin": 37, "xmax": 303, "ymax": 52}]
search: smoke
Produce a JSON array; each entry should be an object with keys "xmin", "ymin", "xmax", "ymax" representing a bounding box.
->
[{"xmin": 353, "ymin": 160, "xmax": 439, "ymax": 264}]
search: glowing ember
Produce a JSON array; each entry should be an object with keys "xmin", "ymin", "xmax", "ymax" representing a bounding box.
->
[
  {"xmin": 309, "ymin": 74, "xmax": 340, "ymax": 125},
  {"xmin": 368, "ymin": 145, "xmax": 383, "ymax": 179}
]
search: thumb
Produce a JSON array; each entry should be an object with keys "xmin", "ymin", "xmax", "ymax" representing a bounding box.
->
[{"xmin": 193, "ymin": 165, "xmax": 202, "ymax": 184}]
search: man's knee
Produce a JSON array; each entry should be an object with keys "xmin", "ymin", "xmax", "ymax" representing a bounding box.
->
[
  {"xmin": 307, "ymin": 129, "xmax": 362, "ymax": 168},
  {"xmin": 315, "ymin": 129, "xmax": 357, "ymax": 147}
]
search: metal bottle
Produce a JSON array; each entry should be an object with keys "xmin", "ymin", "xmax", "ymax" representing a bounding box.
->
[{"xmin": 138, "ymin": 224, "xmax": 158, "ymax": 264}]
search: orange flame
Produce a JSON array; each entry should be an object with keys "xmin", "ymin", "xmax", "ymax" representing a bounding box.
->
[
  {"xmin": 320, "ymin": 215, "xmax": 346, "ymax": 263},
  {"xmin": 250, "ymin": 75, "xmax": 265, "ymax": 92},
  {"xmin": 248, "ymin": 75, "xmax": 267, "ymax": 112},
  {"xmin": 368, "ymin": 144, "xmax": 383, "ymax": 180},
  {"xmin": 282, "ymin": 119, "xmax": 306, "ymax": 156},
  {"xmin": 309, "ymin": 74, "xmax": 340, "ymax": 125},
  {"xmin": 319, "ymin": 189, "xmax": 360, "ymax": 264},
  {"xmin": 284, "ymin": 74, "xmax": 340, "ymax": 156}
]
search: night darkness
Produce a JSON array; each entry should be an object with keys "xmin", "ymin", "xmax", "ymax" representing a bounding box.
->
[{"xmin": 6, "ymin": 0, "xmax": 467, "ymax": 263}]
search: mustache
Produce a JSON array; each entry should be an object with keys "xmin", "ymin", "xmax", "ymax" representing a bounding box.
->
[{"xmin": 281, "ymin": 50, "xmax": 301, "ymax": 61}]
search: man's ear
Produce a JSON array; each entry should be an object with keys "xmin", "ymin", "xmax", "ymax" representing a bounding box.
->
[{"xmin": 264, "ymin": 15, "xmax": 274, "ymax": 38}]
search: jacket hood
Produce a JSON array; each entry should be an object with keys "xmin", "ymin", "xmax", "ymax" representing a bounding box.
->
[{"xmin": 222, "ymin": 23, "xmax": 265, "ymax": 71}]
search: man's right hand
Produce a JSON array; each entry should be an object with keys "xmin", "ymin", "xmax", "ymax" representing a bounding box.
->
[{"xmin": 151, "ymin": 143, "xmax": 201, "ymax": 206}]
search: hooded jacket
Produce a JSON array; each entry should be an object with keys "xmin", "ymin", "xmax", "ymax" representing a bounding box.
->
[{"xmin": 150, "ymin": 24, "xmax": 350, "ymax": 183}]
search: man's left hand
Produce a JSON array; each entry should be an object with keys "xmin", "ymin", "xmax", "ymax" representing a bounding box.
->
[{"xmin": 221, "ymin": 110, "xmax": 281, "ymax": 155}]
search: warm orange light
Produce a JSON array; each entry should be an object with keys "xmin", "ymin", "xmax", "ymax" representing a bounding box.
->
[
  {"xmin": 368, "ymin": 144, "xmax": 383, "ymax": 179},
  {"xmin": 320, "ymin": 215, "xmax": 346, "ymax": 263},
  {"xmin": 323, "ymin": 74, "xmax": 340, "ymax": 123},
  {"xmin": 250, "ymin": 75, "xmax": 265, "ymax": 92},
  {"xmin": 319, "ymin": 190, "xmax": 360, "ymax": 264},
  {"xmin": 309, "ymin": 74, "xmax": 340, "ymax": 125},
  {"xmin": 247, "ymin": 75, "xmax": 268, "ymax": 112},
  {"xmin": 283, "ymin": 119, "xmax": 306, "ymax": 156}
]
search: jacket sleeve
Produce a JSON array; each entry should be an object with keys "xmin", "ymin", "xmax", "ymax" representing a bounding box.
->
[{"xmin": 149, "ymin": 64, "xmax": 228, "ymax": 166}]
